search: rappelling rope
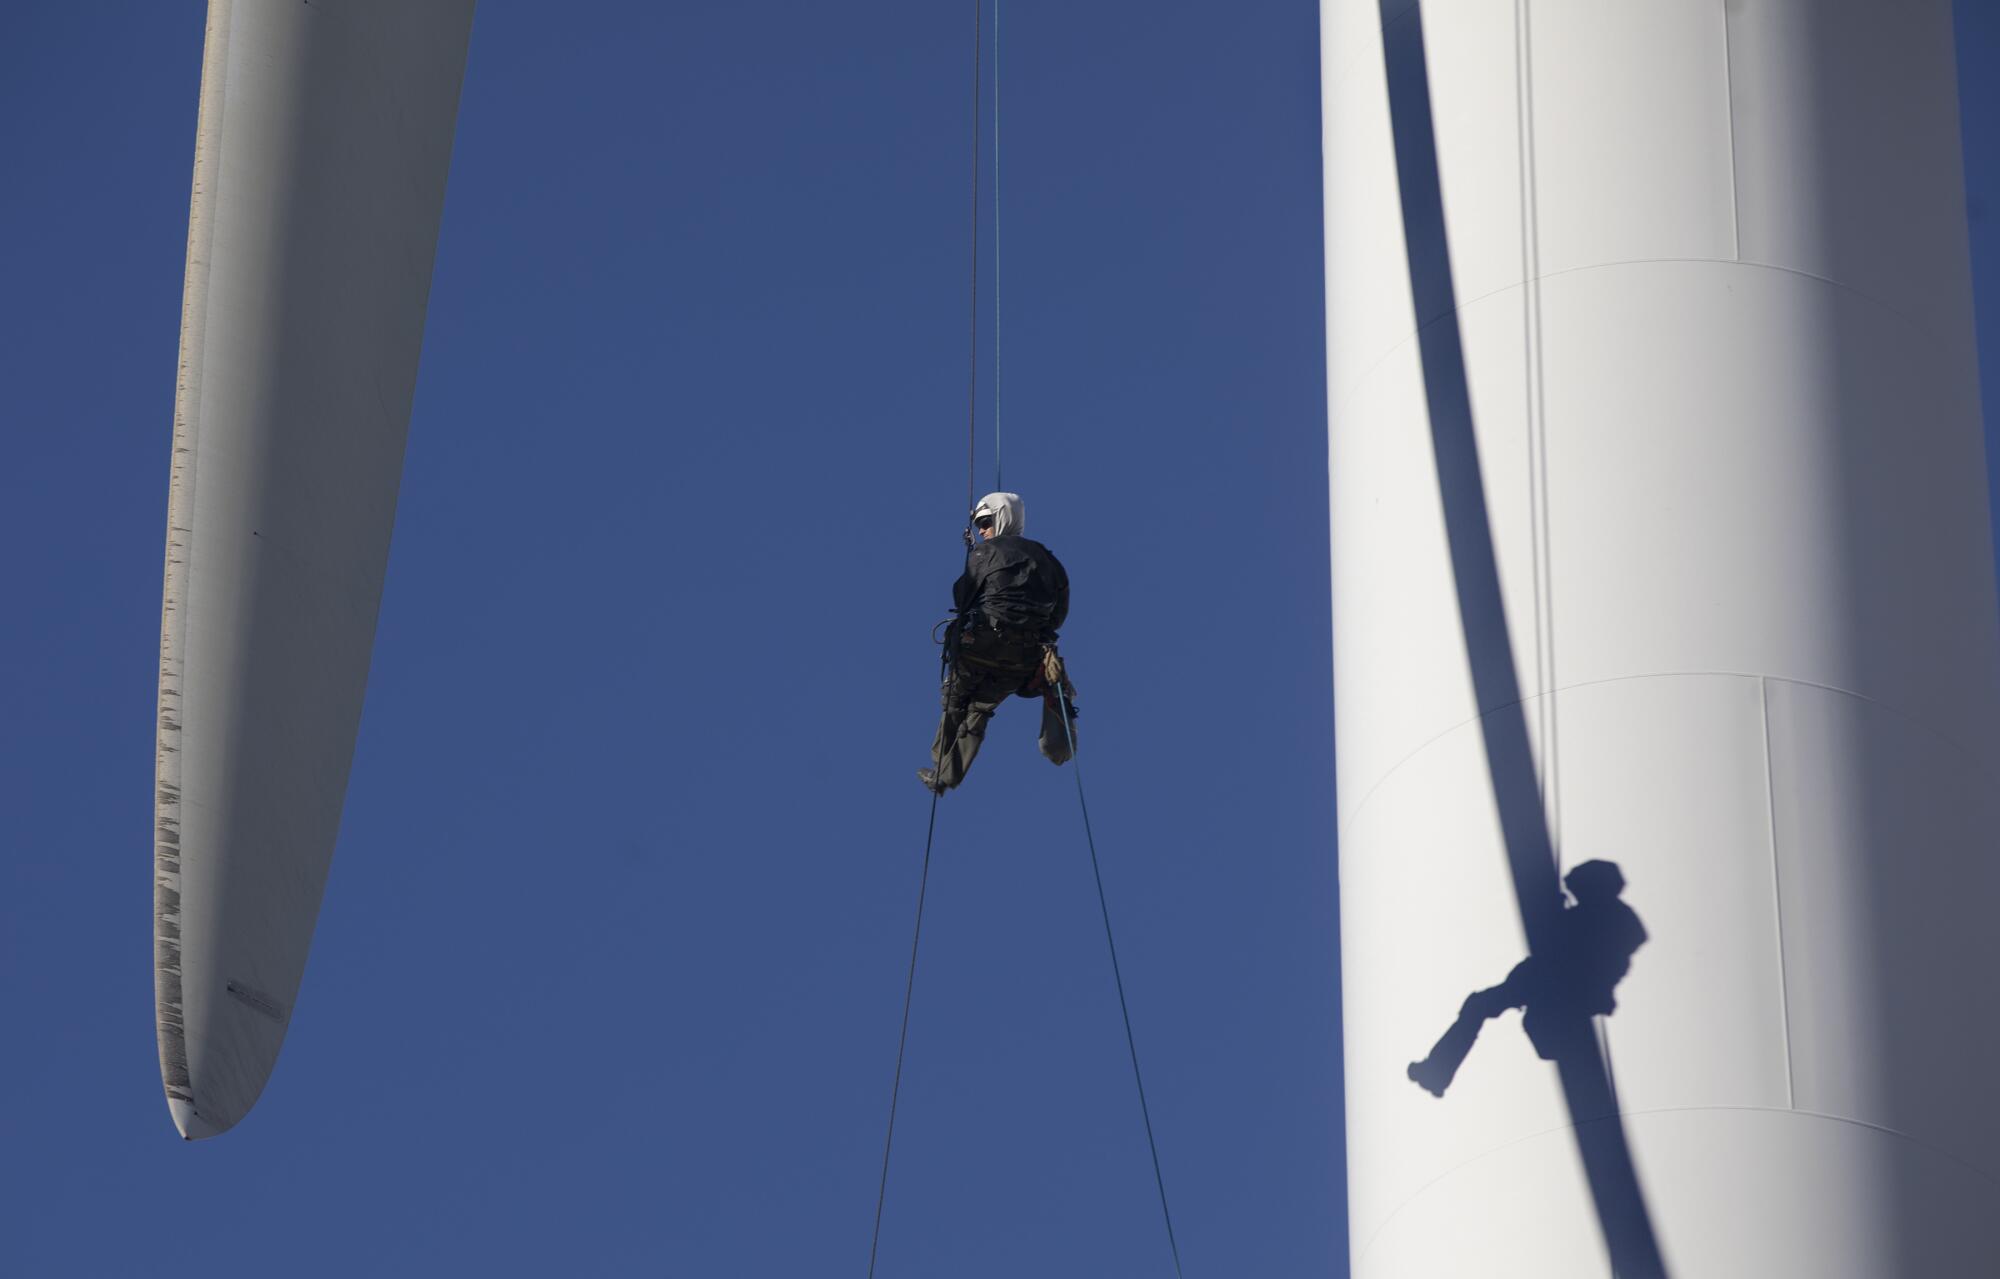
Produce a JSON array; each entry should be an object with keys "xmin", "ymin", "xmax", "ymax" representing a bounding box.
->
[
  {"xmin": 870, "ymin": 2, "xmax": 986, "ymax": 1273},
  {"xmin": 877, "ymin": 3, "xmax": 1178, "ymax": 1272},
  {"xmin": 992, "ymin": 0, "xmax": 1003, "ymax": 494},
  {"xmin": 962, "ymin": 0, "xmax": 984, "ymax": 523},
  {"xmin": 866, "ymin": 786, "xmax": 942, "ymax": 1279},
  {"xmin": 1054, "ymin": 666, "xmax": 1186, "ymax": 1278}
]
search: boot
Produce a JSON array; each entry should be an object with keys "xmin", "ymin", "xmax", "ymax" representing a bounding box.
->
[{"xmin": 1407, "ymin": 1058, "xmax": 1449, "ymax": 1098}]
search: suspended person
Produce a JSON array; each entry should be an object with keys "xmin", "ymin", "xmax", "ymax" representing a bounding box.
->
[{"xmin": 919, "ymin": 492, "xmax": 1077, "ymax": 794}]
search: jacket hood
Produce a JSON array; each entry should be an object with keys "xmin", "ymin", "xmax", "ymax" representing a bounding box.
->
[{"xmin": 973, "ymin": 491, "xmax": 1025, "ymax": 537}]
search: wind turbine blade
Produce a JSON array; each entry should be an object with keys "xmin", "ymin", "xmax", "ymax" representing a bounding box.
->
[{"xmin": 156, "ymin": 0, "xmax": 475, "ymax": 1140}]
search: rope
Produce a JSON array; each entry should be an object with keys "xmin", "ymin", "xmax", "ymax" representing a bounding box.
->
[
  {"xmin": 1055, "ymin": 677, "xmax": 1186, "ymax": 1278},
  {"xmin": 874, "ymin": 12, "xmax": 981, "ymax": 1269},
  {"xmin": 878, "ymin": 8, "xmax": 1183, "ymax": 1273},
  {"xmin": 867, "ymin": 788, "xmax": 943, "ymax": 1279},
  {"xmin": 964, "ymin": 0, "xmax": 984, "ymax": 521},
  {"xmin": 992, "ymin": 0, "xmax": 1002, "ymax": 494}
]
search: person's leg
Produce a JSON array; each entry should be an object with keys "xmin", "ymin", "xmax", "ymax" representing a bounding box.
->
[
  {"xmin": 1407, "ymin": 1010, "xmax": 1483, "ymax": 1097},
  {"xmin": 1408, "ymin": 960, "xmax": 1534, "ymax": 1096},
  {"xmin": 1034, "ymin": 649, "xmax": 1077, "ymax": 765},
  {"xmin": 930, "ymin": 668, "xmax": 1005, "ymax": 789},
  {"xmin": 1464, "ymin": 959, "xmax": 1534, "ymax": 1020},
  {"xmin": 926, "ymin": 670, "xmax": 969, "ymax": 788},
  {"xmin": 1038, "ymin": 690, "xmax": 1076, "ymax": 765}
]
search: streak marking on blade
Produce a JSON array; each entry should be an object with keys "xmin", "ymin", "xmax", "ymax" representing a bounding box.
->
[{"xmin": 224, "ymin": 981, "xmax": 289, "ymax": 1023}]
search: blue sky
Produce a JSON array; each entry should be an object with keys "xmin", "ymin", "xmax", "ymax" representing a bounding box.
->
[{"xmin": 0, "ymin": 4, "xmax": 1992, "ymax": 1276}]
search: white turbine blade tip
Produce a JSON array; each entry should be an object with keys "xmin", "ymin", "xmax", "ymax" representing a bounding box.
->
[{"xmin": 168, "ymin": 1097, "xmax": 226, "ymax": 1142}]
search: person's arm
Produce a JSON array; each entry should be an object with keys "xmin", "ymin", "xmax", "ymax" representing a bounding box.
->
[
  {"xmin": 952, "ymin": 545, "xmax": 985, "ymax": 615},
  {"xmin": 1047, "ymin": 550, "xmax": 1070, "ymax": 632}
]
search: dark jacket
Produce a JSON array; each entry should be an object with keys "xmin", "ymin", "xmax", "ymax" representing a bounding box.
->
[{"xmin": 953, "ymin": 534, "xmax": 1069, "ymax": 637}]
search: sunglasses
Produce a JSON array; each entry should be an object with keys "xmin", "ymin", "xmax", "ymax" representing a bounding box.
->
[{"xmin": 974, "ymin": 514, "xmax": 995, "ymax": 529}]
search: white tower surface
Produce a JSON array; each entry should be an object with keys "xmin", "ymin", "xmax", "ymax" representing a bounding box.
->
[
  {"xmin": 1323, "ymin": 2, "xmax": 1999, "ymax": 1275},
  {"xmin": 156, "ymin": 0, "xmax": 474, "ymax": 1139}
]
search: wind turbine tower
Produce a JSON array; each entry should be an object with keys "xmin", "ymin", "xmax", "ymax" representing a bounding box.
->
[{"xmin": 1321, "ymin": 2, "xmax": 1999, "ymax": 1274}]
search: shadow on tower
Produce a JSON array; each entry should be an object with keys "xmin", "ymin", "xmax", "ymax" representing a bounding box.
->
[{"xmin": 1408, "ymin": 860, "xmax": 1648, "ymax": 1098}]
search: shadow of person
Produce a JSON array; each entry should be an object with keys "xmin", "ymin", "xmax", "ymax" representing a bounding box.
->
[{"xmin": 1408, "ymin": 860, "xmax": 1648, "ymax": 1098}]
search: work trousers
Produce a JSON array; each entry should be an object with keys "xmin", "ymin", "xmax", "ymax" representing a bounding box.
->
[{"xmin": 928, "ymin": 659, "xmax": 1076, "ymax": 790}]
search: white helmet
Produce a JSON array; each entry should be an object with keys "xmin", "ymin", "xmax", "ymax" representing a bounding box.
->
[{"xmin": 971, "ymin": 492, "xmax": 1025, "ymax": 537}]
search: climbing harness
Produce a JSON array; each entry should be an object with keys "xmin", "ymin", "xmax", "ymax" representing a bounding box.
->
[{"xmin": 869, "ymin": 3, "xmax": 1181, "ymax": 1274}]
